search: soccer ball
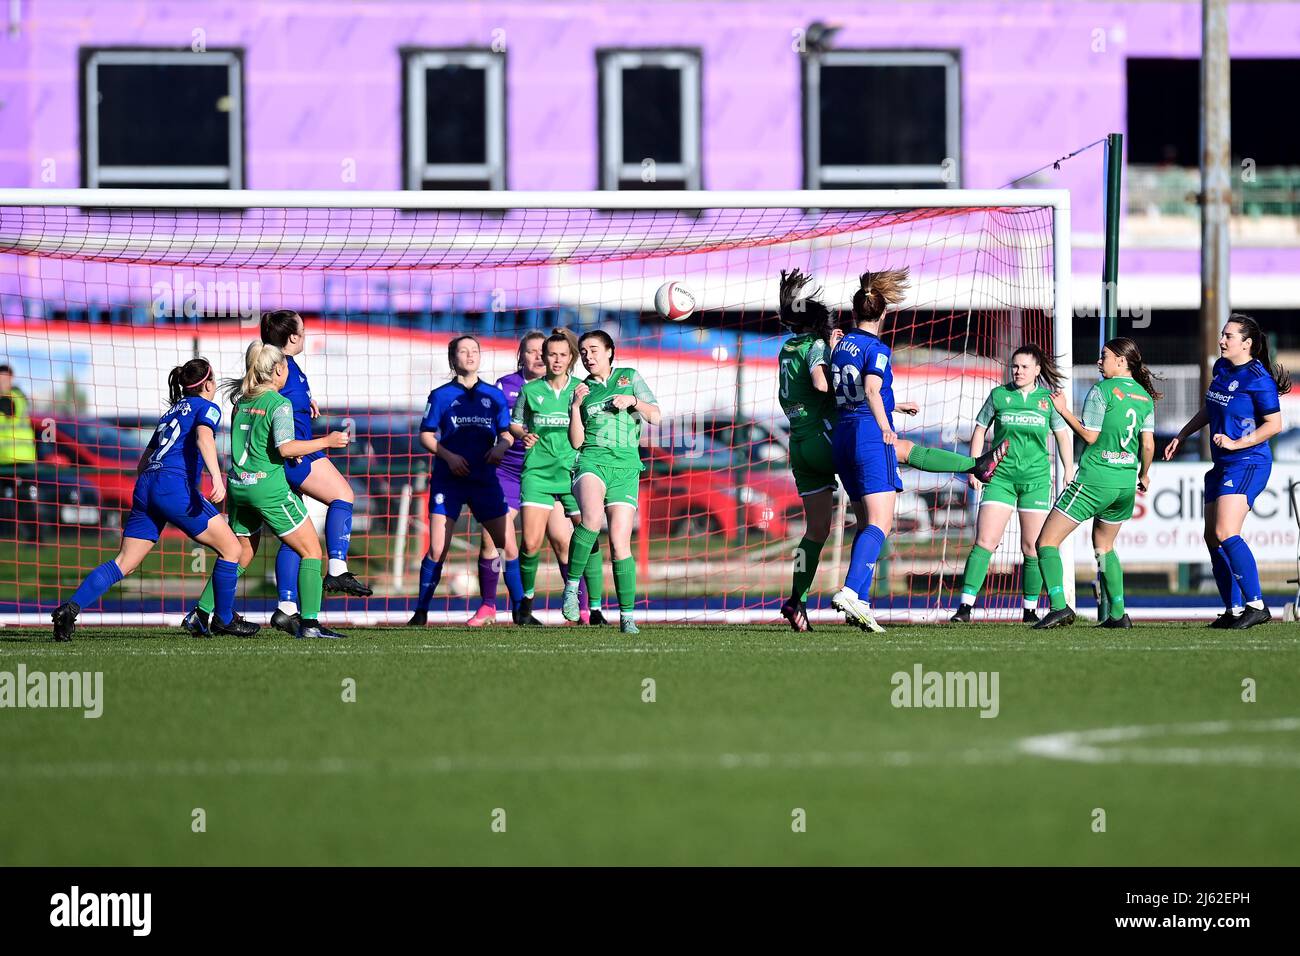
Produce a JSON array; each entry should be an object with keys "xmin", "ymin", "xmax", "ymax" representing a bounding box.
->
[{"xmin": 654, "ymin": 281, "xmax": 696, "ymax": 321}]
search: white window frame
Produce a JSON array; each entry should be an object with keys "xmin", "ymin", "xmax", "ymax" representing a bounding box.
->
[
  {"xmin": 405, "ymin": 50, "xmax": 505, "ymax": 191},
  {"xmin": 804, "ymin": 50, "xmax": 960, "ymax": 189},
  {"xmin": 84, "ymin": 50, "xmax": 243, "ymax": 189},
  {"xmin": 599, "ymin": 50, "xmax": 701, "ymax": 190}
]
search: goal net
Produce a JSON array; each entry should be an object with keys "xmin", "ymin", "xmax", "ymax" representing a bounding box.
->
[{"xmin": 0, "ymin": 189, "xmax": 1072, "ymax": 625}]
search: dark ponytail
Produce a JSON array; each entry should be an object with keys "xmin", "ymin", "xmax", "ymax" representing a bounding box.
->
[
  {"xmin": 1011, "ymin": 344, "xmax": 1065, "ymax": 392},
  {"xmin": 1105, "ymin": 337, "xmax": 1163, "ymax": 402},
  {"xmin": 1228, "ymin": 312, "xmax": 1292, "ymax": 394},
  {"xmin": 778, "ymin": 268, "xmax": 835, "ymax": 345},
  {"xmin": 167, "ymin": 358, "xmax": 214, "ymax": 406}
]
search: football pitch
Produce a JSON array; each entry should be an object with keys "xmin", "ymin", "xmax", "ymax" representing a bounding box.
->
[{"xmin": 1, "ymin": 622, "xmax": 1298, "ymax": 866}]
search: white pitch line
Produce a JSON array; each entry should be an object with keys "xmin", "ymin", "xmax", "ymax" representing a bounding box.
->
[{"xmin": 1017, "ymin": 718, "xmax": 1300, "ymax": 766}]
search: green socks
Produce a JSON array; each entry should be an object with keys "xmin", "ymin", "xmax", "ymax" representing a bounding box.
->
[
  {"xmin": 1098, "ymin": 550, "xmax": 1125, "ymax": 618},
  {"xmin": 612, "ymin": 555, "xmax": 637, "ymax": 615},
  {"xmin": 566, "ymin": 525, "xmax": 599, "ymax": 587},
  {"xmin": 1022, "ymin": 554, "xmax": 1043, "ymax": 608},
  {"xmin": 958, "ymin": 544, "xmax": 993, "ymax": 605},
  {"xmin": 585, "ymin": 539, "xmax": 604, "ymax": 610},
  {"xmin": 906, "ymin": 445, "xmax": 976, "ymax": 474},
  {"xmin": 299, "ymin": 558, "xmax": 323, "ymax": 620},
  {"xmin": 790, "ymin": 536, "xmax": 826, "ymax": 602},
  {"xmin": 520, "ymin": 550, "xmax": 540, "ymax": 598},
  {"xmin": 1039, "ymin": 546, "xmax": 1067, "ymax": 610},
  {"xmin": 197, "ymin": 562, "xmax": 244, "ymax": 614}
]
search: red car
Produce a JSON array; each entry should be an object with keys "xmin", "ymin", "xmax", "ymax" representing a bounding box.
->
[{"xmin": 33, "ymin": 415, "xmax": 149, "ymax": 517}]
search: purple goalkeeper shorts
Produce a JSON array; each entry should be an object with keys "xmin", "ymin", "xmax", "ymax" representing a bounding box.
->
[{"xmin": 497, "ymin": 467, "xmax": 522, "ymax": 512}]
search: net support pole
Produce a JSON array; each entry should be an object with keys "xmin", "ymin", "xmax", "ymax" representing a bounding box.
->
[
  {"xmin": 1053, "ymin": 193, "xmax": 1076, "ymax": 607},
  {"xmin": 1102, "ymin": 132, "xmax": 1123, "ymax": 347}
]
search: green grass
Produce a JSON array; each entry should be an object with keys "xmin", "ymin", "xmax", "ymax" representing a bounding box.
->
[{"xmin": 1, "ymin": 622, "xmax": 1298, "ymax": 865}]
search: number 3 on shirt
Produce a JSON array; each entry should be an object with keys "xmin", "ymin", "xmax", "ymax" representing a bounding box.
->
[
  {"xmin": 832, "ymin": 364, "xmax": 866, "ymax": 406},
  {"xmin": 1121, "ymin": 407, "xmax": 1138, "ymax": 448}
]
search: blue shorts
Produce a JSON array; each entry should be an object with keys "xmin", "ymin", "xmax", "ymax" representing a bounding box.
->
[
  {"xmin": 497, "ymin": 466, "xmax": 522, "ymax": 512},
  {"xmin": 1204, "ymin": 461, "xmax": 1270, "ymax": 507},
  {"xmin": 429, "ymin": 476, "xmax": 509, "ymax": 525},
  {"xmin": 122, "ymin": 472, "xmax": 220, "ymax": 542},
  {"xmin": 833, "ymin": 423, "xmax": 903, "ymax": 499},
  {"xmin": 285, "ymin": 450, "xmax": 324, "ymax": 491}
]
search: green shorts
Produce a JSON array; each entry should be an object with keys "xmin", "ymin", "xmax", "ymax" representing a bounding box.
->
[
  {"xmin": 521, "ymin": 466, "xmax": 579, "ymax": 514},
  {"xmin": 227, "ymin": 475, "xmax": 311, "ymax": 537},
  {"xmin": 573, "ymin": 462, "xmax": 641, "ymax": 509},
  {"xmin": 789, "ymin": 429, "xmax": 838, "ymax": 497},
  {"xmin": 1052, "ymin": 479, "xmax": 1135, "ymax": 524},
  {"xmin": 980, "ymin": 473, "xmax": 1053, "ymax": 512}
]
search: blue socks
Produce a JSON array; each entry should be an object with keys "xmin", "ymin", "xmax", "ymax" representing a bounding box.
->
[
  {"xmin": 212, "ymin": 557, "xmax": 238, "ymax": 625},
  {"xmin": 1219, "ymin": 536, "xmax": 1263, "ymax": 606},
  {"xmin": 69, "ymin": 560, "xmax": 123, "ymax": 608},
  {"xmin": 325, "ymin": 500, "xmax": 353, "ymax": 561},
  {"xmin": 1210, "ymin": 545, "xmax": 1244, "ymax": 611},
  {"xmin": 276, "ymin": 542, "xmax": 301, "ymax": 606},
  {"xmin": 416, "ymin": 556, "xmax": 443, "ymax": 612},
  {"xmin": 844, "ymin": 525, "xmax": 887, "ymax": 596},
  {"xmin": 504, "ymin": 557, "xmax": 524, "ymax": 605}
]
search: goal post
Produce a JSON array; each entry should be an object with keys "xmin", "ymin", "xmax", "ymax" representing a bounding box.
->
[{"xmin": 0, "ymin": 188, "xmax": 1073, "ymax": 624}]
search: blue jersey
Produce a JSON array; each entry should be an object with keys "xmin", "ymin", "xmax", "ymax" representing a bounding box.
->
[
  {"xmin": 421, "ymin": 379, "xmax": 512, "ymax": 482},
  {"xmin": 830, "ymin": 329, "xmax": 894, "ymax": 434},
  {"xmin": 1205, "ymin": 358, "xmax": 1281, "ymax": 466},
  {"xmin": 280, "ymin": 355, "xmax": 314, "ymax": 442},
  {"xmin": 142, "ymin": 396, "xmax": 222, "ymax": 489}
]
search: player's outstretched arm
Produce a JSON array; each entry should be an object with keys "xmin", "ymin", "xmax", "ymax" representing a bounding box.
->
[
  {"xmin": 1138, "ymin": 431, "xmax": 1155, "ymax": 492},
  {"xmin": 568, "ymin": 384, "xmax": 588, "ymax": 449},
  {"xmin": 1053, "ymin": 428, "xmax": 1075, "ymax": 483},
  {"xmin": 1050, "ymin": 391, "xmax": 1099, "ymax": 445},
  {"xmin": 1164, "ymin": 407, "xmax": 1209, "ymax": 460}
]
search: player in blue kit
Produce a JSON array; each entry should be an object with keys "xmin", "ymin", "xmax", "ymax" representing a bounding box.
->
[
  {"xmin": 1165, "ymin": 314, "xmax": 1289, "ymax": 629},
  {"xmin": 257, "ymin": 310, "xmax": 372, "ymax": 635},
  {"xmin": 830, "ymin": 268, "xmax": 1009, "ymax": 632},
  {"xmin": 52, "ymin": 359, "xmax": 258, "ymax": 641},
  {"xmin": 408, "ymin": 335, "xmax": 517, "ymax": 626}
]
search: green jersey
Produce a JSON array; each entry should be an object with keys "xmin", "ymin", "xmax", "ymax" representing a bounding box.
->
[
  {"xmin": 1076, "ymin": 376, "xmax": 1155, "ymax": 487},
  {"xmin": 513, "ymin": 375, "xmax": 579, "ymax": 472},
  {"xmin": 229, "ymin": 389, "xmax": 295, "ymax": 488},
  {"xmin": 974, "ymin": 384, "xmax": 1066, "ymax": 483},
  {"xmin": 778, "ymin": 333, "xmax": 837, "ymax": 438},
  {"xmin": 574, "ymin": 367, "xmax": 657, "ymax": 471}
]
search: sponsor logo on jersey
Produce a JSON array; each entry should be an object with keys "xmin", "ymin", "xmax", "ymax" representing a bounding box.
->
[
  {"xmin": 1002, "ymin": 413, "xmax": 1047, "ymax": 427},
  {"xmin": 1100, "ymin": 449, "xmax": 1137, "ymax": 466},
  {"xmin": 1206, "ymin": 390, "xmax": 1233, "ymax": 407},
  {"xmin": 449, "ymin": 414, "xmax": 495, "ymax": 430},
  {"xmin": 1112, "ymin": 386, "xmax": 1126, "ymax": 401},
  {"xmin": 1126, "ymin": 393, "xmax": 1150, "ymax": 402},
  {"xmin": 534, "ymin": 414, "xmax": 570, "ymax": 427},
  {"xmin": 875, "ymin": 353, "xmax": 889, "ymax": 371}
]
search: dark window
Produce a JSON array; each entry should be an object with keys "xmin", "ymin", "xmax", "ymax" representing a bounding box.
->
[
  {"xmin": 404, "ymin": 51, "xmax": 504, "ymax": 191},
  {"xmin": 599, "ymin": 51, "xmax": 700, "ymax": 190},
  {"xmin": 83, "ymin": 50, "xmax": 243, "ymax": 188},
  {"xmin": 805, "ymin": 51, "xmax": 960, "ymax": 189}
]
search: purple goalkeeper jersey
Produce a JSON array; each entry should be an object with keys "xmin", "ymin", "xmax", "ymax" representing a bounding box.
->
[{"xmin": 495, "ymin": 370, "xmax": 527, "ymax": 478}]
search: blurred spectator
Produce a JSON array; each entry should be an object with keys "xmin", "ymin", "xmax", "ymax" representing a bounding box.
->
[{"xmin": 0, "ymin": 364, "xmax": 37, "ymax": 466}]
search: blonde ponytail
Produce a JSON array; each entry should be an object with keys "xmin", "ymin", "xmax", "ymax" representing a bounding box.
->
[{"xmin": 222, "ymin": 342, "xmax": 285, "ymax": 404}]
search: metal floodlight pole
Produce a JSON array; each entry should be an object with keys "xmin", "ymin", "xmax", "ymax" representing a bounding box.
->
[{"xmin": 1200, "ymin": 0, "xmax": 1232, "ymax": 460}]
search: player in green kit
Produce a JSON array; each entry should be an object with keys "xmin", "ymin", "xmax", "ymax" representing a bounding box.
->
[
  {"xmin": 560, "ymin": 330, "xmax": 661, "ymax": 634},
  {"xmin": 511, "ymin": 328, "xmax": 606, "ymax": 625},
  {"xmin": 774, "ymin": 268, "xmax": 841, "ymax": 632},
  {"xmin": 950, "ymin": 345, "xmax": 1074, "ymax": 623},
  {"xmin": 1034, "ymin": 338, "xmax": 1160, "ymax": 630},
  {"xmin": 217, "ymin": 342, "xmax": 351, "ymax": 639}
]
